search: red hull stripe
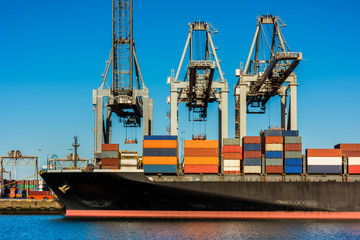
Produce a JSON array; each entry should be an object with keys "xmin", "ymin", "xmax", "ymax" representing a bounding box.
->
[{"xmin": 66, "ymin": 210, "xmax": 360, "ymax": 219}]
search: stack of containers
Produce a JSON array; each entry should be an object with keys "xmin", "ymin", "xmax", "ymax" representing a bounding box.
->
[
  {"xmin": 243, "ymin": 136, "xmax": 262, "ymax": 173},
  {"xmin": 184, "ymin": 140, "xmax": 219, "ymax": 173},
  {"xmin": 223, "ymin": 138, "xmax": 242, "ymax": 174},
  {"xmin": 335, "ymin": 144, "xmax": 360, "ymax": 174},
  {"xmin": 101, "ymin": 144, "xmax": 120, "ymax": 169},
  {"xmin": 143, "ymin": 135, "xmax": 178, "ymax": 174},
  {"xmin": 263, "ymin": 130, "xmax": 283, "ymax": 174},
  {"xmin": 306, "ymin": 149, "xmax": 342, "ymax": 174},
  {"xmin": 284, "ymin": 135, "xmax": 303, "ymax": 174},
  {"xmin": 120, "ymin": 151, "xmax": 138, "ymax": 171}
]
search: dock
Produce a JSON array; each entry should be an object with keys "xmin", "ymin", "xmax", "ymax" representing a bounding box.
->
[{"xmin": 0, "ymin": 199, "xmax": 65, "ymax": 215}]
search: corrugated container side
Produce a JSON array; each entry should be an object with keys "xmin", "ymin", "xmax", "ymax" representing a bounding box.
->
[
  {"xmin": 342, "ymin": 151, "xmax": 360, "ymax": 157},
  {"xmin": 282, "ymin": 130, "xmax": 299, "ymax": 137},
  {"xmin": 223, "ymin": 152, "xmax": 242, "ymax": 160},
  {"xmin": 224, "ymin": 166, "xmax": 241, "ymax": 171},
  {"xmin": 284, "ymin": 144, "xmax": 302, "ymax": 151},
  {"xmin": 120, "ymin": 166, "xmax": 138, "ymax": 171},
  {"xmin": 285, "ymin": 158, "xmax": 302, "ymax": 166},
  {"xmin": 243, "ymin": 144, "xmax": 261, "ymax": 151},
  {"xmin": 306, "ymin": 149, "xmax": 342, "ymax": 157},
  {"xmin": 348, "ymin": 157, "xmax": 360, "ymax": 165},
  {"xmin": 101, "ymin": 151, "xmax": 119, "ymax": 159},
  {"xmin": 265, "ymin": 144, "xmax": 283, "ymax": 151},
  {"xmin": 143, "ymin": 140, "xmax": 178, "ymax": 148},
  {"xmin": 184, "ymin": 157, "xmax": 219, "ymax": 165},
  {"xmin": 102, "ymin": 144, "xmax": 119, "ymax": 151},
  {"xmin": 284, "ymin": 151, "xmax": 302, "ymax": 159},
  {"xmin": 285, "ymin": 166, "xmax": 302, "ymax": 174},
  {"xmin": 348, "ymin": 165, "xmax": 360, "ymax": 174},
  {"xmin": 264, "ymin": 130, "xmax": 282, "ymax": 136},
  {"xmin": 307, "ymin": 165, "xmax": 342, "ymax": 174},
  {"xmin": 223, "ymin": 159, "xmax": 241, "ymax": 167},
  {"xmin": 143, "ymin": 156, "xmax": 178, "ymax": 165},
  {"xmin": 224, "ymin": 171, "xmax": 241, "ymax": 174},
  {"xmin": 222, "ymin": 145, "xmax": 242, "ymax": 153},
  {"xmin": 243, "ymin": 151, "xmax": 261, "ymax": 159},
  {"xmin": 243, "ymin": 158, "xmax": 261, "ymax": 166},
  {"xmin": 284, "ymin": 136, "xmax": 302, "ymax": 144},
  {"xmin": 184, "ymin": 148, "xmax": 218, "ymax": 157},
  {"xmin": 184, "ymin": 140, "xmax": 218, "ymax": 149},
  {"xmin": 265, "ymin": 151, "xmax": 282, "ymax": 158},
  {"xmin": 265, "ymin": 136, "xmax": 283, "ymax": 144},
  {"xmin": 143, "ymin": 164, "xmax": 178, "ymax": 173},
  {"xmin": 184, "ymin": 165, "xmax": 218, "ymax": 173},
  {"xmin": 101, "ymin": 158, "xmax": 119, "ymax": 166},
  {"xmin": 334, "ymin": 143, "xmax": 360, "ymax": 151},
  {"xmin": 144, "ymin": 135, "xmax": 177, "ymax": 140},
  {"xmin": 243, "ymin": 136, "xmax": 261, "ymax": 144},
  {"xmin": 243, "ymin": 166, "xmax": 261, "ymax": 173},
  {"xmin": 223, "ymin": 138, "xmax": 240, "ymax": 145},
  {"xmin": 266, "ymin": 166, "xmax": 283, "ymax": 173},
  {"xmin": 307, "ymin": 157, "xmax": 342, "ymax": 166},
  {"xmin": 120, "ymin": 159, "xmax": 138, "ymax": 166},
  {"xmin": 265, "ymin": 158, "xmax": 283, "ymax": 166},
  {"xmin": 143, "ymin": 148, "xmax": 177, "ymax": 157}
]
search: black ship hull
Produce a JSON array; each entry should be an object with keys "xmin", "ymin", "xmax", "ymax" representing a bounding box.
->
[{"xmin": 41, "ymin": 171, "xmax": 360, "ymax": 219}]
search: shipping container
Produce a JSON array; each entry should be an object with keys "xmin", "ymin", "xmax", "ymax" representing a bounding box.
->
[
  {"xmin": 101, "ymin": 166, "xmax": 118, "ymax": 169},
  {"xmin": 120, "ymin": 159, "xmax": 138, "ymax": 166},
  {"xmin": 143, "ymin": 156, "xmax": 178, "ymax": 165},
  {"xmin": 183, "ymin": 157, "xmax": 219, "ymax": 165},
  {"xmin": 102, "ymin": 144, "xmax": 119, "ymax": 151},
  {"xmin": 184, "ymin": 165, "xmax": 218, "ymax": 173},
  {"xmin": 284, "ymin": 151, "xmax": 302, "ymax": 159},
  {"xmin": 120, "ymin": 152, "xmax": 138, "ymax": 159},
  {"xmin": 224, "ymin": 166, "xmax": 241, "ymax": 171},
  {"xmin": 264, "ymin": 129, "xmax": 282, "ymax": 136},
  {"xmin": 223, "ymin": 138, "xmax": 240, "ymax": 145},
  {"xmin": 348, "ymin": 157, "xmax": 360, "ymax": 165},
  {"xmin": 120, "ymin": 166, "xmax": 138, "ymax": 171},
  {"xmin": 307, "ymin": 157, "xmax": 342, "ymax": 166},
  {"xmin": 285, "ymin": 158, "xmax": 302, "ymax": 166},
  {"xmin": 265, "ymin": 136, "xmax": 283, "ymax": 144},
  {"xmin": 334, "ymin": 143, "xmax": 360, "ymax": 151},
  {"xmin": 224, "ymin": 171, "xmax": 241, "ymax": 174},
  {"xmin": 223, "ymin": 145, "xmax": 242, "ymax": 152},
  {"xmin": 143, "ymin": 164, "xmax": 178, "ymax": 173},
  {"xmin": 101, "ymin": 158, "xmax": 119, "ymax": 166},
  {"xmin": 244, "ymin": 158, "xmax": 261, "ymax": 166},
  {"xmin": 223, "ymin": 160, "xmax": 241, "ymax": 167},
  {"xmin": 243, "ymin": 144, "xmax": 261, "ymax": 151},
  {"xmin": 282, "ymin": 130, "xmax": 299, "ymax": 137},
  {"xmin": 284, "ymin": 144, "xmax": 302, "ymax": 151},
  {"xmin": 307, "ymin": 165, "xmax": 342, "ymax": 174},
  {"xmin": 184, "ymin": 140, "xmax": 218, "ymax": 149},
  {"xmin": 265, "ymin": 151, "xmax": 282, "ymax": 158},
  {"xmin": 223, "ymin": 152, "xmax": 242, "ymax": 160},
  {"xmin": 101, "ymin": 151, "xmax": 119, "ymax": 159},
  {"xmin": 285, "ymin": 166, "xmax": 302, "ymax": 174},
  {"xmin": 265, "ymin": 144, "xmax": 283, "ymax": 151},
  {"xmin": 266, "ymin": 166, "xmax": 283, "ymax": 173},
  {"xmin": 143, "ymin": 148, "xmax": 177, "ymax": 157},
  {"xmin": 306, "ymin": 149, "xmax": 342, "ymax": 157},
  {"xmin": 184, "ymin": 148, "xmax": 218, "ymax": 157},
  {"xmin": 143, "ymin": 140, "xmax": 178, "ymax": 149},
  {"xmin": 243, "ymin": 136, "xmax": 261, "ymax": 144},
  {"xmin": 144, "ymin": 135, "xmax": 177, "ymax": 140},
  {"xmin": 284, "ymin": 136, "xmax": 302, "ymax": 144},
  {"xmin": 342, "ymin": 151, "xmax": 360, "ymax": 157},
  {"xmin": 243, "ymin": 151, "xmax": 261, "ymax": 159},
  {"xmin": 348, "ymin": 165, "xmax": 360, "ymax": 174},
  {"xmin": 265, "ymin": 158, "xmax": 283, "ymax": 166},
  {"xmin": 243, "ymin": 166, "xmax": 261, "ymax": 173}
]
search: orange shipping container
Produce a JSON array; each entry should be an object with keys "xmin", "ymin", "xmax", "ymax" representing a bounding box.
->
[
  {"xmin": 143, "ymin": 140, "xmax": 178, "ymax": 149},
  {"xmin": 184, "ymin": 157, "xmax": 219, "ymax": 165},
  {"xmin": 243, "ymin": 136, "xmax": 261, "ymax": 144},
  {"xmin": 102, "ymin": 144, "xmax": 119, "ymax": 151},
  {"xmin": 184, "ymin": 148, "xmax": 218, "ymax": 157},
  {"xmin": 223, "ymin": 152, "xmax": 242, "ymax": 160},
  {"xmin": 101, "ymin": 158, "xmax": 119, "ymax": 166},
  {"xmin": 342, "ymin": 151, "xmax": 360, "ymax": 157},
  {"xmin": 334, "ymin": 144, "xmax": 360, "ymax": 151},
  {"xmin": 306, "ymin": 149, "xmax": 342, "ymax": 157},
  {"xmin": 265, "ymin": 136, "xmax": 283, "ymax": 144},
  {"xmin": 284, "ymin": 144, "xmax": 302, "ymax": 151},
  {"xmin": 184, "ymin": 165, "xmax": 218, "ymax": 173},
  {"xmin": 143, "ymin": 156, "xmax": 178, "ymax": 165},
  {"xmin": 184, "ymin": 140, "xmax": 218, "ymax": 149},
  {"xmin": 222, "ymin": 145, "xmax": 242, "ymax": 153},
  {"xmin": 243, "ymin": 151, "xmax": 261, "ymax": 158}
]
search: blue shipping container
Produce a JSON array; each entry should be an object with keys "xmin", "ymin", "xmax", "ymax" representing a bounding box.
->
[
  {"xmin": 143, "ymin": 148, "xmax": 177, "ymax": 157},
  {"xmin": 285, "ymin": 158, "xmax": 302, "ymax": 166},
  {"xmin": 282, "ymin": 130, "xmax": 299, "ymax": 137},
  {"xmin": 264, "ymin": 130, "xmax": 282, "ymax": 136},
  {"xmin": 243, "ymin": 144, "xmax": 261, "ymax": 151},
  {"xmin": 244, "ymin": 158, "xmax": 261, "ymax": 166},
  {"xmin": 143, "ymin": 164, "xmax": 177, "ymax": 173},
  {"xmin": 265, "ymin": 151, "xmax": 282, "ymax": 158},
  {"xmin": 307, "ymin": 165, "xmax": 342, "ymax": 174},
  {"xmin": 285, "ymin": 166, "xmax": 302, "ymax": 174},
  {"xmin": 144, "ymin": 135, "xmax": 177, "ymax": 140}
]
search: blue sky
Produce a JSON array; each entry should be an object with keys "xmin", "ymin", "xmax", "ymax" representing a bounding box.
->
[{"xmin": 1, "ymin": 0, "xmax": 360, "ymax": 178}]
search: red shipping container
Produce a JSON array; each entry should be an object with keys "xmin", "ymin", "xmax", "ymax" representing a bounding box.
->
[
  {"xmin": 222, "ymin": 145, "xmax": 242, "ymax": 153},
  {"xmin": 223, "ymin": 152, "xmax": 242, "ymax": 160},
  {"xmin": 243, "ymin": 136, "xmax": 261, "ymax": 144},
  {"xmin": 184, "ymin": 165, "xmax": 218, "ymax": 173},
  {"xmin": 101, "ymin": 166, "xmax": 119, "ymax": 169},
  {"xmin": 348, "ymin": 165, "xmax": 360, "ymax": 174},
  {"xmin": 184, "ymin": 148, "xmax": 218, "ymax": 157},
  {"xmin": 243, "ymin": 151, "xmax": 261, "ymax": 158},
  {"xmin": 306, "ymin": 149, "xmax": 342, "ymax": 157},
  {"xmin": 342, "ymin": 151, "xmax": 360, "ymax": 157},
  {"xmin": 266, "ymin": 166, "xmax": 283, "ymax": 173},
  {"xmin": 284, "ymin": 144, "xmax": 302, "ymax": 151},
  {"xmin": 265, "ymin": 136, "xmax": 283, "ymax": 144},
  {"xmin": 335, "ymin": 144, "xmax": 360, "ymax": 151},
  {"xmin": 101, "ymin": 158, "xmax": 119, "ymax": 166},
  {"xmin": 224, "ymin": 171, "xmax": 241, "ymax": 174},
  {"xmin": 102, "ymin": 144, "xmax": 119, "ymax": 151}
]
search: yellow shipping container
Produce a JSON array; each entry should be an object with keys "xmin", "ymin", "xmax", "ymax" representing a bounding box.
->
[
  {"xmin": 184, "ymin": 140, "xmax": 218, "ymax": 149},
  {"xmin": 143, "ymin": 140, "xmax": 178, "ymax": 148},
  {"xmin": 143, "ymin": 156, "xmax": 178, "ymax": 165},
  {"xmin": 265, "ymin": 144, "xmax": 283, "ymax": 151},
  {"xmin": 184, "ymin": 157, "xmax": 219, "ymax": 165}
]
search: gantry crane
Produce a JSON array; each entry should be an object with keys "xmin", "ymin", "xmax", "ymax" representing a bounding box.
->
[
  {"xmin": 235, "ymin": 15, "xmax": 302, "ymax": 144},
  {"xmin": 168, "ymin": 22, "xmax": 228, "ymax": 146},
  {"xmin": 93, "ymin": 0, "xmax": 153, "ymax": 158}
]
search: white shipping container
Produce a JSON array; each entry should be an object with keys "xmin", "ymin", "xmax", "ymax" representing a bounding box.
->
[
  {"xmin": 224, "ymin": 166, "xmax": 241, "ymax": 171},
  {"xmin": 265, "ymin": 144, "xmax": 283, "ymax": 151},
  {"xmin": 348, "ymin": 157, "xmax": 360, "ymax": 165},
  {"xmin": 120, "ymin": 166, "xmax": 138, "ymax": 171},
  {"xmin": 243, "ymin": 166, "xmax": 261, "ymax": 173},
  {"xmin": 307, "ymin": 157, "xmax": 342, "ymax": 166},
  {"xmin": 120, "ymin": 159, "xmax": 138, "ymax": 166},
  {"xmin": 223, "ymin": 159, "xmax": 241, "ymax": 167}
]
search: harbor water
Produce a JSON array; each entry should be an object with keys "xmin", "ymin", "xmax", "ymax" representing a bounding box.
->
[{"xmin": 1, "ymin": 215, "xmax": 360, "ymax": 239}]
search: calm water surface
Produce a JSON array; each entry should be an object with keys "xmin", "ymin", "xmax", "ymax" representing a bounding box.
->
[{"xmin": 1, "ymin": 215, "xmax": 360, "ymax": 239}]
